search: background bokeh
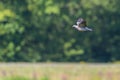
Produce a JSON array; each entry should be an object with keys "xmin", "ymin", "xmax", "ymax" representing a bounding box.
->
[{"xmin": 0, "ymin": 0, "xmax": 120, "ymax": 62}]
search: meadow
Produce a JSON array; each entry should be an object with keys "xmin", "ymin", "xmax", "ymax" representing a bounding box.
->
[{"xmin": 0, "ymin": 63, "xmax": 120, "ymax": 80}]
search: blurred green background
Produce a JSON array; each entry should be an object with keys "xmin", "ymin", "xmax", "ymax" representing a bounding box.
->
[{"xmin": 0, "ymin": 0, "xmax": 120, "ymax": 62}]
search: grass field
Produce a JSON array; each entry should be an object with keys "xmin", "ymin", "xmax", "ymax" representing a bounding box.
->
[{"xmin": 0, "ymin": 63, "xmax": 120, "ymax": 80}]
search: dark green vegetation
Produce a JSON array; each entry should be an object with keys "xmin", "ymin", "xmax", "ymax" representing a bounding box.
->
[{"xmin": 0, "ymin": 0, "xmax": 120, "ymax": 62}]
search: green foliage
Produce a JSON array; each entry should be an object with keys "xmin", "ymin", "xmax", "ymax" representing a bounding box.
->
[
  {"xmin": 41, "ymin": 75, "xmax": 49, "ymax": 80},
  {"xmin": 1, "ymin": 76, "xmax": 29, "ymax": 80},
  {"xmin": 0, "ymin": 0, "xmax": 119, "ymax": 62}
]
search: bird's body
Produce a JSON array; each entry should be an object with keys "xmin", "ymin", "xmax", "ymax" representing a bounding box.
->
[
  {"xmin": 72, "ymin": 18, "xmax": 93, "ymax": 31},
  {"xmin": 73, "ymin": 25, "xmax": 92, "ymax": 31}
]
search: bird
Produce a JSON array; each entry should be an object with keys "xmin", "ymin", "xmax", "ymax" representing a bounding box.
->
[{"xmin": 72, "ymin": 18, "xmax": 93, "ymax": 31}]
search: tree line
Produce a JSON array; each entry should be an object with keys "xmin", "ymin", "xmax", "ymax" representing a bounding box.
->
[{"xmin": 0, "ymin": 0, "xmax": 120, "ymax": 62}]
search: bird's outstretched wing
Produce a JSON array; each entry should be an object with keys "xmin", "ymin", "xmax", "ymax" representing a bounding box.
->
[{"xmin": 77, "ymin": 18, "xmax": 87, "ymax": 27}]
